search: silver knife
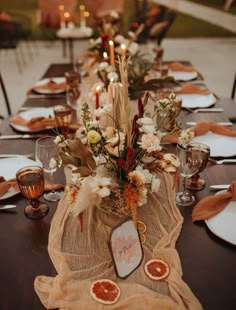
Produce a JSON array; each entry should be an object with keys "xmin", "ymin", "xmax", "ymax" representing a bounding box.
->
[
  {"xmin": 0, "ymin": 134, "xmax": 44, "ymax": 140},
  {"xmin": 209, "ymin": 184, "xmax": 230, "ymax": 190},
  {"xmin": 193, "ymin": 108, "xmax": 224, "ymax": 113},
  {"xmin": 186, "ymin": 121, "xmax": 233, "ymax": 126}
]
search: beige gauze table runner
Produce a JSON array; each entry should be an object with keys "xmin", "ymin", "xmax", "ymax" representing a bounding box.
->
[{"xmin": 34, "ymin": 172, "xmax": 202, "ymax": 310}]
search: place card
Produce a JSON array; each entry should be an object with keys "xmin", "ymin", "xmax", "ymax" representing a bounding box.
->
[{"xmin": 109, "ymin": 218, "xmax": 144, "ymax": 279}]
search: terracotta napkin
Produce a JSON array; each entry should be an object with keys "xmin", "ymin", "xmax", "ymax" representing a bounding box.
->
[
  {"xmin": 192, "ymin": 180, "xmax": 236, "ymax": 221},
  {"xmin": 175, "ymin": 83, "xmax": 211, "ymax": 95},
  {"xmin": 10, "ymin": 115, "xmax": 56, "ymax": 131},
  {"xmin": 27, "ymin": 79, "xmax": 67, "ymax": 95},
  {"xmin": 0, "ymin": 177, "xmax": 64, "ymax": 198},
  {"xmin": 163, "ymin": 120, "xmax": 236, "ymax": 144},
  {"xmin": 168, "ymin": 62, "xmax": 197, "ymax": 72},
  {"xmin": 168, "ymin": 62, "xmax": 203, "ymax": 79}
]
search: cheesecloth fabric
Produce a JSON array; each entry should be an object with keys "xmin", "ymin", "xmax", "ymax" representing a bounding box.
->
[{"xmin": 34, "ymin": 172, "xmax": 202, "ymax": 310}]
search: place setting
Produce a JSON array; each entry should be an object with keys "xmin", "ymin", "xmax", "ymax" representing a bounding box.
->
[
  {"xmin": 27, "ymin": 77, "xmax": 67, "ymax": 97},
  {"xmin": 192, "ymin": 180, "xmax": 236, "ymax": 246}
]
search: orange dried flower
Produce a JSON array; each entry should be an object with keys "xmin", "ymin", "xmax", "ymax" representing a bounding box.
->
[{"xmin": 124, "ymin": 184, "xmax": 139, "ymax": 227}]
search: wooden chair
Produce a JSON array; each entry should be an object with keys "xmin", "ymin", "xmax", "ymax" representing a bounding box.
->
[
  {"xmin": 231, "ymin": 72, "xmax": 236, "ymax": 100},
  {"xmin": 85, "ymin": 0, "xmax": 124, "ymax": 20},
  {"xmin": 0, "ymin": 19, "xmax": 24, "ymax": 73},
  {"xmin": 131, "ymin": 5, "xmax": 177, "ymax": 46},
  {"xmin": 0, "ymin": 73, "xmax": 12, "ymax": 117}
]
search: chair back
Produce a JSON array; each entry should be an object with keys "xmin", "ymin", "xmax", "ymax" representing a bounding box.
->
[
  {"xmin": 0, "ymin": 73, "xmax": 12, "ymax": 116},
  {"xmin": 0, "ymin": 19, "xmax": 19, "ymax": 48},
  {"xmin": 85, "ymin": 0, "xmax": 124, "ymax": 19},
  {"xmin": 231, "ymin": 72, "xmax": 236, "ymax": 100}
]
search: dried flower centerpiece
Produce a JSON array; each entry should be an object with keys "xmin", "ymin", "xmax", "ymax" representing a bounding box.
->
[{"xmin": 55, "ymin": 58, "xmax": 180, "ymax": 227}]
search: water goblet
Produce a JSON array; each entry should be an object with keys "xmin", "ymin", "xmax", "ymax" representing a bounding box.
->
[
  {"xmin": 176, "ymin": 143, "xmax": 202, "ymax": 206},
  {"xmin": 35, "ymin": 136, "xmax": 63, "ymax": 202},
  {"xmin": 53, "ymin": 104, "xmax": 72, "ymax": 136},
  {"xmin": 73, "ymin": 56, "xmax": 85, "ymax": 77},
  {"xmin": 16, "ymin": 166, "xmax": 48, "ymax": 219},
  {"xmin": 65, "ymin": 71, "xmax": 81, "ymax": 122},
  {"xmin": 185, "ymin": 143, "xmax": 210, "ymax": 191}
]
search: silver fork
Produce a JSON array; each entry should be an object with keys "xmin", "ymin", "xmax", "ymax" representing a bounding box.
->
[{"xmin": 209, "ymin": 158, "xmax": 236, "ymax": 164}]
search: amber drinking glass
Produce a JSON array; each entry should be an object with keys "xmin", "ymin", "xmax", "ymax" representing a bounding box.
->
[
  {"xmin": 185, "ymin": 143, "xmax": 210, "ymax": 191},
  {"xmin": 54, "ymin": 104, "xmax": 72, "ymax": 135},
  {"xmin": 16, "ymin": 166, "xmax": 48, "ymax": 219}
]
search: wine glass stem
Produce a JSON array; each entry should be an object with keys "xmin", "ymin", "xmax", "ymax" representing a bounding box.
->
[
  {"xmin": 31, "ymin": 199, "xmax": 40, "ymax": 210},
  {"xmin": 50, "ymin": 170, "xmax": 55, "ymax": 194},
  {"xmin": 182, "ymin": 177, "xmax": 188, "ymax": 197}
]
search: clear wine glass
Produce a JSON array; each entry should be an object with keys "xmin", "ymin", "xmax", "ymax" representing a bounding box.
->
[
  {"xmin": 65, "ymin": 71, "xmax": 81, "ymax": 122},
  {"xmin": 16, "ymin": 166, "xmax": 48, "ymax": 219},
  {"xmin": 73, "ymin": 56, "xmax": 85, "ymax": 77},
  {"xmin": 176, "ymin": 143, "xmax": 202, "ymax": 206},
  {"xmin": 35, "ymin": 136, "xmax": 63, "ymax": 202}
]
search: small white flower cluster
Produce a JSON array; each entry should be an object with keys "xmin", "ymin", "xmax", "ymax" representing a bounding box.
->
[
  {"xmin": 178, "ymin": 128, "xmax": 195, "ymax": 146},
  {"xmin": 114, "ymin": 33, "xmax": 139, "ymax": 55},
  {"xmin": 135, "ymin": 166, "xmax": 161, "ymax": 193}
]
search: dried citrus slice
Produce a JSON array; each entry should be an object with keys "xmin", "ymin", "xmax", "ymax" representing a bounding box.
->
[
  {"xmin": 144, "ymin": 259, "xmax": 170, "ymax": 281},
  {"xmin": 137, "ymin": 220, "xmax": 147, "ymax": 234},
  {"xmin": 90, "ymin": 279, "xmax": 121, "ymax": 305},
  {"xmin": 140, "ymin": 233, "xmax": 146, "ymax": 244}
]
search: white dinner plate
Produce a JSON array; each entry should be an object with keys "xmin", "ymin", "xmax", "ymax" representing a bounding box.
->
[
  {"xmin": 33, "ymin": 77, "xmax": 66, "ymax": 94},
  {"xmin": 177, "ymin": 93, "xmax": 216, "ymax": 109},
  {"xmin": 192, "ymin": 132, "xmax": 236, "ymax": 157},
  {"xmin": 0, "ymin": 157, "xmax": 39, "ymax": 200},
  {"xmin": 205, "ymin": 190, "xmax": 236, "ymax": 246},
  {"xmin": 168, "ymin": 70, "xmax": 198, "ymax": 81},
  {"xmin": 10, "ymin": 107, "xmax": 54, "ymax": 133}
]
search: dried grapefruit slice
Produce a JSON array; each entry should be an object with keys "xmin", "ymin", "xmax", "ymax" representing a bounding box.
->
[
  {"xmin": 137, "ymin": 220, "xmax": 147, "ymax": 234},
  {"xmin": 140, "ymin": 233, "xmax": 146, "ymax": 244},
  {"xmin": 90, "ymin": 279, "xmax": 121, "ymax": 305},
  {"xmin": 144, "ymin": 259, "xmax": 170, "ymax": 281}
]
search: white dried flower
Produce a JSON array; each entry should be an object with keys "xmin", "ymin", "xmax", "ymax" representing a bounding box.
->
[
  {"xmin": 90, "ymin": 176, "xmax": 111, "ymax": 198},
  {"xmin": 107, "ymin": 71, "xmax": 119, "ymax": 82},
  {"xmin": 137, "ymin": 117, "xmax": 153, "ymax": 126},
  {"xmin": 139, "ymin": 125, "xmax": 156, "ymax": 134},
  {"xmin": 138, "ymin": 133, "xmax": 162, "ymax": 153},
  {"xmin": 98, "ymin": 62, "xmax": 109, "ymax": 70}
]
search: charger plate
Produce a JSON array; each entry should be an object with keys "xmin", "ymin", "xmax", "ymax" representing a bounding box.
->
[{"xmin": 205, "ymin": 190, "xmax": 236, "ymax": 246}]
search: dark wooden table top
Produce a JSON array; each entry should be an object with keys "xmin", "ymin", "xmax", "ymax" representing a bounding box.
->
[{"xmin": 0, "ymin": 63, "xmax": 236, "ymax": 310}]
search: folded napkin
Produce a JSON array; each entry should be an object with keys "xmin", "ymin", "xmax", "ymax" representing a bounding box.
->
[
  {"xmin": 0, "ymin": 177, "xmax": 64, "ymax": 198},
  {"xmin": 163, "ymin": 120, "xmax": 236, "ymax": 144},
  {"xmin": 10, "ymin": 115, "xmax": 56, "ymax": 131},
  {"xmin": 168, "ymin": 62, "xmax": 197, "ymax": 73},
  {"xmin": 175, "ymin": 83, "xmax": 211, "ymax": 95},
  {"xmin": 27, "ymin": 79, "xmax": 67, "ymax": 95},
  {"xmin": 192, "ymin": 181, "xmax": 236, "ymax": 221},
  {"xmin": 0, "ymin": 178, "xmax": 18, "ymax": 197}
]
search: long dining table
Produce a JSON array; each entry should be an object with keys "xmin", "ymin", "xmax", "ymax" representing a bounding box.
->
[{"xmin": 0, "ymin": 63, "xmax": 236, "ymax": 310}]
